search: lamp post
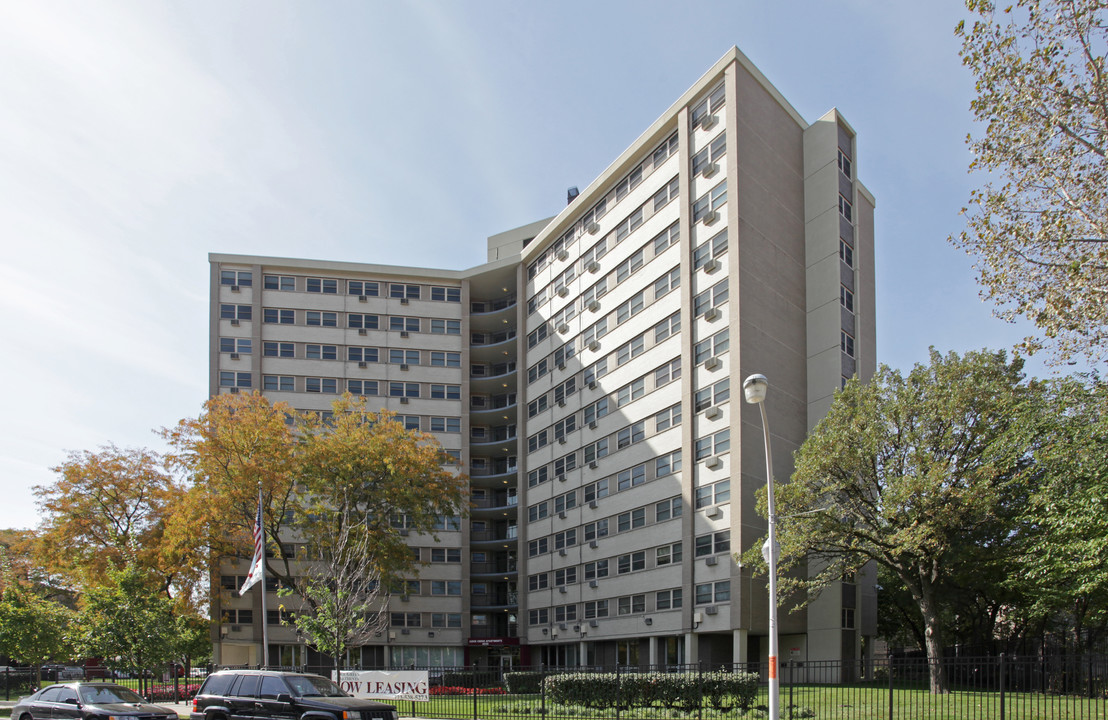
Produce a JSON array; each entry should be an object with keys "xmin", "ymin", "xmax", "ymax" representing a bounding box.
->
[{"xmin": 743, "ymin": 373, "xmax": 779, "ymax": 720}]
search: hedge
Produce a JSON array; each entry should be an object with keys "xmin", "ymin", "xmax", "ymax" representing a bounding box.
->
[
  {"xmin": 504, "ymin": 671, "xmax": 544, "ymax": 694},
  {"xmin": 542, "ymin": 671, "xmax": 758, "ymax": 711}
]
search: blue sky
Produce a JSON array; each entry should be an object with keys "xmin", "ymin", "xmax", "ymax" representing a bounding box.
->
[{"xmin": 0, "ymin": 1, "xmax": 1052, "ymax": 530}]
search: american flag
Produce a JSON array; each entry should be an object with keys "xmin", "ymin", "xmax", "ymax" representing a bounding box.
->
[{"xmin": 238, "ymin": 496, "xmax": 265, "ymax": 595}]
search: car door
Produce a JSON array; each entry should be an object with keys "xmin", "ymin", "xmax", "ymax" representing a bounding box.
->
[
  {"xmin": 252, "ymin": 675, "xmax": 297, "ymax": 720},
  {"xmin": 29, "ymin": 686, "xmax": 62, "ymax": 720},
  {"xmin": 228, "ymin": 674, "xmax": 260, "ymax": 720},
  {"xmin": 51, "ymin": 687, "xmax": 81, "ymax": 720}
]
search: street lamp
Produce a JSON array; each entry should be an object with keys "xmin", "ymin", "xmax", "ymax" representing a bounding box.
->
[{"xmin": 743, "ymin": 373, "xmax": 779, "ymax": 720}]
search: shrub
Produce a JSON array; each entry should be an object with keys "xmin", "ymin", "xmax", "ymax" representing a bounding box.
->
[
  {"xmin": 542, "ymin": 670, "xmax": 759, "ymax": 711},
  {"xmin": 504, "ymin": 671, "xmax": 544, "ymax": 694}
]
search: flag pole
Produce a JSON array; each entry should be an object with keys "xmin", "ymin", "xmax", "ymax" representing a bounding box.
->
[{"xmin": 259, "ymin": 485, "xmax": 270, "ymax": 668}]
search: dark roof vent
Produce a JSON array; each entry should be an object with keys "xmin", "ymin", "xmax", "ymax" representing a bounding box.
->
[{"xmin": 567, "ymin": 187, "xmax": 580, "ymax": 205}]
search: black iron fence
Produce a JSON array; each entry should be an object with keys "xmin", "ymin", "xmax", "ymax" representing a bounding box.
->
[{"xmin": 15, "ymin": 654, "xmax": 1102, "ymax": 719}]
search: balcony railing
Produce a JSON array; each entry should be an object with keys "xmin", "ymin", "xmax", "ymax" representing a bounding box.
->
[
  {"xmin": 471, "ymin": 330, "xmax": 517, "ymax": 346},
  {"xmin": 471, "ymin": 295, "xmax": 517, "ymax": 314}
]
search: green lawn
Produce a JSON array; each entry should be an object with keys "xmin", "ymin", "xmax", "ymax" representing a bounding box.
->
[{"xmin": 399, "ymin": 685, "xmax": 1108, "ymax": 720}]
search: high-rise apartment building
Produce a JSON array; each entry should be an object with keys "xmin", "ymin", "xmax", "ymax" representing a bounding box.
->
[{"xmin": 209, "ymin": 47, "xmax": 876, "ymax": 674}]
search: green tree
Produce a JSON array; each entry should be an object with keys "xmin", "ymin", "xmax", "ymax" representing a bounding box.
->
[
  {"xmin": 284, "ymin": 396, "xmax": 468, "ymax": 673},
  {"xmin": 75, "ymin": 565, "xmax": 175, "ymax": 678},
  {"xmin": 0, "ymin": 586, "xmax": 73, "ymax": 679},
  {"xmin": 1012, "ymin": 375, "xmax": 1108, "ymax": 650},
  {"xmin": 172, "ymin": 613, "xmax": 213, "ymax": 675},
  {"xmin": 761, "ymin": 349, "xmax": 1037, "ymax": 693},
  {"xmin": 954, "ymin": 0, "xmax": 1108, "ymax": 365}
]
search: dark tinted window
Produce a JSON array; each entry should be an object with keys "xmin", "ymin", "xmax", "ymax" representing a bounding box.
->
[
  {"xmin": 200, "ymin": 673, "xmax": 237, "ymax": 697},
  {"xmin": 55, "ymin": 688, "xmax": 78, "ymax": 704},
  {"xmin": 38, "ymin": 687, "xmax": 62, "ymax": 702},
  {"xmin": 234, "ymin": 675, "xmax": 261, "ymax": 698},
  {"xmin": 259, "ymin": 676, "xmax": 288, "ymax": 700}
]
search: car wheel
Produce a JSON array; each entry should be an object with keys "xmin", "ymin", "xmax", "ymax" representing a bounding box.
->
[{"xmin": 21, "ymin": 713, "xmax": 34, "ymax": 720}]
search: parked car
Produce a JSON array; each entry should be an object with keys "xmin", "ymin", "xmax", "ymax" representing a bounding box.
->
[
  {"xmin": 12, "ymin": 683, "xmax": 177, "ymax": 720},
  {"xmin": 191, "ymin": 670, "xmax": 397, "ymax": 720}
]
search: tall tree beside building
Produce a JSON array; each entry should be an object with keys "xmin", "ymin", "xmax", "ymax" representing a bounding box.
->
[
  {"xmin": 763, "ymin": 349, "xmax": 1037, "ymax": 694},
  {"xmin": 283, "ymin": 397, "xmax": 468, "ymax": 671},
  {"xmin": 0, "ymin": 586, "xmax": 73, "ymax": 680},
  {"xmin": 163, "ymin": 392, "xmax": 302, "ymax": 590},
  {"xmin": 954, "ymin": 0, "xmax": 1108, "ymax": 365},
  {"xmin": 32, "ymin": 445, "xmax": 187, "ymax": 598}
]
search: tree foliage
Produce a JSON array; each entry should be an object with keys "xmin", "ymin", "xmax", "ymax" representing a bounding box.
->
[
  {"xmin": 0, "ymin": 586, "xmax": 73, "ymax": 672},
  {"xmin": 74, "ymin": 565, "xmax": 175, "ymax": 675},
  {"xmin": 954, "ymin": 0, "xmax": 1108, "ymax": 364},
  {"xmin": 1010, "ymin": 374, "xmax": 1108, "ymax": 649},
  {"xmin": 163, "ymin": 392, "xmax": 301, "ymax": 589},
  {"xmin": 761, "ymin": 349, "xmax": 1036, "ymax": 693},
  {"xmin": 32, "ymin": 445, "xmax": 186, "ymax": 599}
]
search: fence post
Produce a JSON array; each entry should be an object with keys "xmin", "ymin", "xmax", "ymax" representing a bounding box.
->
[
  {"xmin": 787, "ymin": 661, "xmax": 794, "ymax": 720},
  {"xmin": 697, "ymin": 662, "xmax": 703, "ymax": 720},
  {"xmin": 615, "ymin": 662, "xmax": 621, "ymax": 720},
  {"xmin": 472, "ymin": 664, "xmax": 478, "ymax": 720},
  {"xmin": 999, "ymin": 653, "xmax": 1006, "ymax": 720},
  {"xmin": 5, "ymin": 666, "xmax": 8, "ymax": 701},
  {"xmin": 540, "ymin": 666, "xmax": 546, "ymax": 718},
  {"xmin": 888, "ymin": 657, "xmax": 894, "ymax": 720},
  {"xmin": 1089, "ymin": 655, "xmax": 1095, "ymax": 699}
]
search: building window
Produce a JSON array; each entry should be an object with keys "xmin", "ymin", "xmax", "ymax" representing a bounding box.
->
[
  {"xmin": 389, "ymin": 382, "xmax": 419, "ymax": 398},
  {"xmin": 616, "ymin": 508, "xmax": 645, "ymax": 533},
  {"xmin": 841, "ymin": 331, "xmax": 855, "ymax": 358},
  {"xmin": 617, "ymin": 594, "xmax": 646, "ymax": 616},
  {"xmin": 389, "ymin": 349, "xmax": 420, "ymax": 365},
  {"xmin": 692, "ymin": 181, "xmax": 727, "ymax": 222},
  {"xmin": 306, "ymin": 278, "xmax": 338, "ymax": 294},
  {"xmin": 655, "ymin": 497, "xmax": 682, "ymax": 522},
  {"xmin": 655, "ymin": 450, "xmax": 682, "ymax": 477},
  {"xmin": 837, "ymin": 148, "xmax": 852, "ymax": 179},
  {"xmin": 431, "ymin": 581, "xmax": 462, "ymax": 596},
  {"xmin": 430, "ymin": 287, "xmax": 461, "ymax": 302},
  {"xmin": 264, "ymin": 275, "xmax": 295, "ymax": 291},
  {"xmin": 430, "ymin": 319, "xmax": 461, "ymax": 334},
  {"xmin": 841, "ymin": 286, "xmax": 854, "ymax": 313},
  {"xmin": 220, "ymin": 372, "xmax": 252, "ymax": 388},
  {"xmin": 694, "ymin": 530, "xmax": 730, "ymax": 557},
  {"xmin": 840, "ymin": 239, "xmax": 854, "ymax": 267},
  {"xmin": 431, "ymin": 351, "xmax": 461, "ymax": 367},
  {"xmin": 584, "ymin": 560, "xmax": 609, "ymax": 580},
  {"xmin": 656, "ymin": 588, "xmax": 683, "ymax": 610},
  {"xmin": 348, "ymin": 347, "xmax": 379, "ymax": 363},
  {"xmin": 389, "ymin": 316, "xmax": 420, "ymax": 332},
  {"xmin": 264, "ymin": 342, "xmax": 294, "ymax": 358},
  {"xmin": 584, "ymin": 600, "xmax": 609, "ymax": 619},
  {"xmin": 430, "ymin": 384, "xmax": 460, "ymax": 400},
  {"xmin": 554, "ymin": 567, "xmax": 577, "ymax": 585},
  {"xmin": 431, "ymin": 613, "xmax": 462, "ymax": 628},
  {"xmin": 528, "ymin": 573, "xmax": 548, "ymax": 591},
  {"xmin": 839, "ymin": 194, "xmax": 853, "ymax": 223},
  {"xmin": 693, "ymin": 230, "xmax": 728, "ymax": 270},
  {"xmin": 695, "ymin": 480, "xmax": 730, "ymax": 509},
  {"xmin": 656, "ymin": 542, "xmax": 682, "ymax": 566},
  {"xmin": 306, "ymin": 345, "xmax": 338, "ymax": 360},
  {"xmin": 691, "ymin": 133, "xmax": 726, "ymax": 176},
  {"xmin": 617, "ymin": 551, "xmax": 645, "ymax": 574},
  {"xmin": 430, "ymin": 417, "xmax": 460, "ymax": 433},
  {"xmin": 305, "ymin": 311, "xmax": 337, "ymax": 327},
  {"xmin": 221, "ymin": 304, "xmax": 252, "ymax": 321},
  {"xmin": 220, "ymin": 338, "xmax": 252, "ymax": 354},
  {"xmin": 348, "ymin": 313, "xmax": 379, "ymax": 330},
  {"xmin": 347, "ymin": 380, "xmax": 378, "ymax": 396},
  {"xmin": 842, "ymin": 608, "xmax": 856, "ymax": 629},
  {"xmin": 221, "ymin": 270, "xmax": 253, "ymax": 286},
  {"xmin": 306, "ymin": 378, "xmax": 338, "ymax": 394},
  {"xmin": 348, "ymin": 280, "xmax": 380, "ymax": 296},
  {"xmin": 264, "ymin": 376, "xmax": 295, "ymax": 392},
  {"xmin": 390, "ymin": 283, "xmax": 421, "ymax": 300}
]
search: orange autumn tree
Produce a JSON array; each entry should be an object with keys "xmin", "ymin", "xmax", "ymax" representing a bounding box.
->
[
  {"xmin": 162, "ymin": 392, "xmax": 302, "ymax": 591},
  {"xmin": 32, "ymin": 445, "xmax": 187, "ymax": 598}
]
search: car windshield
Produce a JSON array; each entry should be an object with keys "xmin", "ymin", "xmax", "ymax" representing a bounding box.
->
[
  {"xmin": 80, "ymin": 686, "xmax": 146, "ymax": 704},
  {"xmin": 284, "ymin": 675, "xmax": 346, "ymax": 698}
]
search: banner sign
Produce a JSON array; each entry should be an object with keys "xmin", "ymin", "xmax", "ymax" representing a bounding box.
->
[{"xmin": 335, "ymin": 670, "xmax": 429, "ymax": 702}]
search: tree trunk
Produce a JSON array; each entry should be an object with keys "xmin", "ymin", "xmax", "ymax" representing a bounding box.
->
[{"xmin": 918, "ymin": 583, "xmax": 949, "ymax": 694}]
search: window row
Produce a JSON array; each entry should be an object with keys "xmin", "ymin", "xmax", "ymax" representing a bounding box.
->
[
  {"xmin": 389, "ymin": 612, "xmax": 463, "ymax": 628},
  {"xmin": 259, "ymin": 275, "xmax": 461, "ymax": 302},
  {"xmin": 250, "ymin": 308, "xmax": 460, "ymax": 334}
]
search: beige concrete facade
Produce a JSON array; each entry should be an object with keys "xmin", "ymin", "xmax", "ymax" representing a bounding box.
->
[{"xmin": 208, "ymin": 47, "xmax": 876, "ymax": 673}]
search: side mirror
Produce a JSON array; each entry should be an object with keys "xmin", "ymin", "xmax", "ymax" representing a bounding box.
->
[
  {"xmin": 276, "ymin": 693, "xmax": 292, "ymax": 704},
  {"xmin": 64, "ymin": 698, "xmax": 80, "ymax": 705}
]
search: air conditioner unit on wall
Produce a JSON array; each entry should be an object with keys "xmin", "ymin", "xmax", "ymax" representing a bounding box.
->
[
  {"xmin": 704, "ymin": 356, "xmax": 721, "ymax": 370},
  {"xmin": 703, "ymin": 258, "xmax": 721, "ymax": 273},
  {"xmin": 557, "ymin": 286, "xmax": 569, "ymax": 297},
  {"xmin": 704, "ymin": 456, "xmax": 722, "ymax": 470},
  {"xmin": 557, "ymin": 323, "xmax": 569, "ymax": 334},
  {"xmin": 556, "ymin": 249, "xmax": 569, "ymax": 261},
  {"xmin": 230, "ymin": 319, "xmax": 240, "ymax": 327},
  {"xmin": 400, "ymin": 363, "xmax": 410, "ymax": 371},
  {"xmin": 701, "ymin": 114, "xmax": 718, "ymax": 130},
  {"xmin": 359, "ymin": 328, "xmax": 368, "ymax": 335},
  {"xmin": 400, "ymin": 397, "xmax": 409, "ymax": 404},
  {"xmin": 704, "ymin": 606, "xmax": 719, "ymax": 615},
  {"xmin": 701, "ymin": 163, "xmax": 720, "ymax": 179},
  {"xmin": 589, "ymin": 580, "xmax": 598, "ymax": 588},
  {"xmin": 587, "ymin": 340, "xmax": 600, "ymax": 351},
  {"xmin": 400, "ymin": 298, "xmax": 409, "ymax": 305},
  {"xmin": 559, "ymin": 586, "xmax": 567, "ymax": 594},
  {"xmin": 587, "ymin": 299, "xmax": 600, "ymax": 312},
  {"xmin": 359, "ymin": 362, "xmax": 368, "ymax": 368},
  {"xmin": 586, "ymin": 222, "xmax": 600, "ymax": 235},
  {"xmin": 705, "ymin": 506, "xmax": 722, "ymax": 519},
  {"xmin": 400, "ymin": 331, "xmax": 409, "ymax": 338},
  {"xmin": 231, "ymin": 285, "xmax": 241, "ymax": 293},
  {"xmin": 704, "ymin": 406, "xmax": 722, "ymax": 420},
  {"xmin": 359, "ymin": 295, "xmax": 368, "ymax": 302},
  {"xmin": 702, "ymin": 210, "xmax": 719, "ymax": 225},
  {"xmin": 704, "ymin": 307, "xmax": 721, "ymax": 321},
  {"xmin": 586, "ymin": 260, "xmax": 599, "ymax": 273},
  {"xmin": 230, "ymin": 353, "xmax": 239, "ymax": 360},
  {"xmin": 705, "ymin": 556, "xmax": 719, "ymax": 565}
]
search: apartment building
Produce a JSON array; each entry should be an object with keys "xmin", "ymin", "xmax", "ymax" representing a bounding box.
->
[{"xmin": 209, "ymin": 46, "xmax": 877, "ymax": 675}]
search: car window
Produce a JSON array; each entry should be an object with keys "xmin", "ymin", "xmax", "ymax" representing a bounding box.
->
[
  {"xmin": 285, "ymin": 675, "xmax": 346, "ymax": 698},
  {"xmin": 55, "ymin": 688, "xmax": 78, "ymax": 704},
  {"xmin": 258, "ymin": 676, "xmax": 288, "ymax": 700},
  {"xmin": 37, "ymin": 688, "xmax": 62, "ymax": 703},
  {"xmin": 80, "ymin": 686, "xmax": 145, "ymax": 704},
  {"xmin": 200, "ymin": 674, "xmax": 236, "ymax": 696},
  {"xmin": 234, "ymin": 675, "xmax": 260, "ymax": 698}
]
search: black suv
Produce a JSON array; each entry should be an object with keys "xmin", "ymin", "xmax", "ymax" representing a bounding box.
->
[
  {"xmin": 13, "ymin": 683, "xmax": 177, "ymax": 720},
  {"xmin": 191, "ymin": 671, "xmax": 397, "ymax": 720}
]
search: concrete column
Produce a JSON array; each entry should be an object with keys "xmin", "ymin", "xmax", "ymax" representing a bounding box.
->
[
  {"xmin": 579, "ymin": 641, "xmax": 588, "ymax": 667},
  {"xmin": 732, "ymin": 629, "xmax": 748, "ymax": 669},
  {"xmin": 685, "ymin": 631, "xmax": 699, "ymax": 666},
  {"xmin": 649, "ymin": 636, "xmax": 659, "ymax": 666}
]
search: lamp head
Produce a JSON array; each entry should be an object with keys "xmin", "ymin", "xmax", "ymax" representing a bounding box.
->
[{"xmin": 743, "ymin": 374, "xmax": 769, "ymax": 404}]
